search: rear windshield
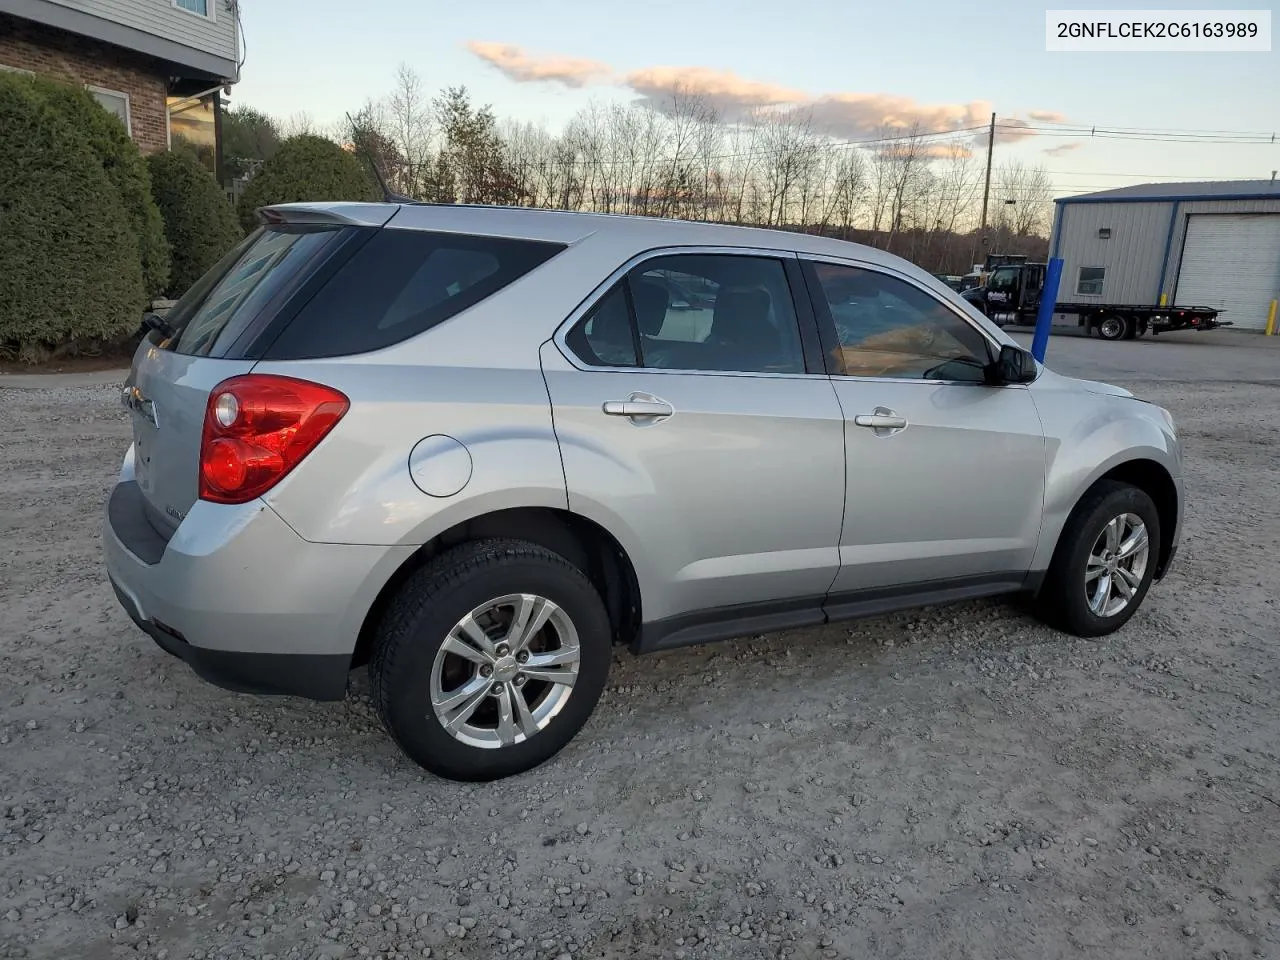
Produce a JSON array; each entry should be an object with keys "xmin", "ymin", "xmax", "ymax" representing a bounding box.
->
[
  {"xmin": 262, "ymin": 229, "xmax": 566, "ymax": 359},
  {"xmin": 162, "ymin": 225, "xmax": 346, "ymax": 357}
]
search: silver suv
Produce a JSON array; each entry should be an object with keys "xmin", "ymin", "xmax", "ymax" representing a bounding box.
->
[{"xmin": 104, "ymin": 202, "xmax": 1183, "ymax": 781}]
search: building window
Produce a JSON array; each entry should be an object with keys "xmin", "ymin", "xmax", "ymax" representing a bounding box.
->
[
  {"xmin": 168, "ymin": 94, "xmax": 218, "ymax": 174},
  {"xmin": 87, "ymin": 86, "xmax": 131, "ymax": 136},
  {"xmin": 173, "ymin": 0, "xmax": 213, "ymax": 17},
  {"xmin": 1076, "ymin": 266, "xmax": 1106, "ymax": 296}
]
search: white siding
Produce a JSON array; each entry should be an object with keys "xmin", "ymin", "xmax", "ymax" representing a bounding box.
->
[
  {"xmin": 45, "ymin": 0, "xmax": 236, "ymax": 63},
  {"xmin": 1175, "ymin": 214, "xmax": 1280, "ymax": 331},
  {"xmin": 1049, "ymin": 200, "xmax": 1172, "ymax": 306}
]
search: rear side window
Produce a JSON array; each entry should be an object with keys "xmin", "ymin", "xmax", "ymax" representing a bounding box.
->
[{"xmin": 263, "ymin": 229, "xmax": 565, "ymax": 359}]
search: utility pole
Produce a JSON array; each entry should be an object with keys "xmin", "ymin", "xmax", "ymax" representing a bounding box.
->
[{"xmin": 979, "ymin": 111, "xmax": 995, "ymax": 239}]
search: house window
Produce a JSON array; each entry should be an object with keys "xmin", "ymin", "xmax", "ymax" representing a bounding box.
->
[
  {"xmin": 1076, "ymin": 266, "xmax": 1106, "ymax": 296},
  {"xmin": 173, "ymin": 0, "xmax": 212, "ymax": 17},
  {"xmin": 87, "ymin": 86, "xmax": 131, "ymax": 136}
]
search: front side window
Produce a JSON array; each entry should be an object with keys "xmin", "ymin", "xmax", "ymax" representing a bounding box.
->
[
  {"xmin": 987, "ymin": 267, "xmax": 1020, "ymax": 294},
  {"xmin": 1077, "ymin": 266, "xmax": 1105, "ymax": 296},
  {"xmin": 808, "ymin": 262, "xmax": 992, "ymax": 382},
  {"xmin": 174, "ymin": 0, "xmax": 210, "ymax": 15}
]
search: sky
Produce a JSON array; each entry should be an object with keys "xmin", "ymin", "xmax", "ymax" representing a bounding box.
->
[{"xmin": 231, "ymin": 0, "xmax": 1280, "ymax": 198}]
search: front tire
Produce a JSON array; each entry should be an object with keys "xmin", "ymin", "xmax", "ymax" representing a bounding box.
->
[
  {"xmin": 370, "ymin": 539, "xmax": 612, "ymax": 781},
  {"xmin": 1034, "ymin": 480, "xmax": 1160, "ymax": 637}
]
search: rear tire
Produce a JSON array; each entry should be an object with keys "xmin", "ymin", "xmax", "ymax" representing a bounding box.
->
[
  {"xmin": 1033, "ymin": 480, "xmax": 1161, "ymax": 638},
  {"xmin": 369, "ymin": 538, "xmax": 612, "ymax": 781}
]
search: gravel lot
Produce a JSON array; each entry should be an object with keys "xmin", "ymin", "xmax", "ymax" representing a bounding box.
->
[{"xmin": 3, "ymin": 332, "xmax": 1279, "ymax": 960}]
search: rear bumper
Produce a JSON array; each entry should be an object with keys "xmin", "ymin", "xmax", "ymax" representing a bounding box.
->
[
  {"xmin": 103, "ymin": 471, "xmax": 413, "ymax": 701},
  {"xmin": 111, "ymin": 577, "xmax": 350, "ymax": 699}
]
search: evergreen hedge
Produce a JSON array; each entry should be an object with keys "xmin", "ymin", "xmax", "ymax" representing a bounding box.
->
[
  {"xmin": 0, "ymin": 73, "xmax": 146, "ymax": 362},
  {"xmin": 237, "ymin": 133, "xmax": 380, "ymax": 230},
  {"xmin": 148, "ymin": 148, "xmax": 243, "ymax": 297},
  {"xmin": 29, "ymin": 75, "xmax": 170, "ymax": 299}
]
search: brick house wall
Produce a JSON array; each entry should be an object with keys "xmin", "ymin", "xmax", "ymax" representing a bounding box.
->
[{"xmin": 0, "ymin": 13, "xmax": 169, "ymax": 153}]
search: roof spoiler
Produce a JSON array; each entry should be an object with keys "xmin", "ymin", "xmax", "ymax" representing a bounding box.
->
[{"xmin": 257, "ymin": 203, "xmax": 400, "ymax": 227}]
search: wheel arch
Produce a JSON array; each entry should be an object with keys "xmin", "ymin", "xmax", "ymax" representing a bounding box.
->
[
  {"xmin": 351, "ymin": 507, "xmax": 642, "ymax": 669},
  {"xmin": 1092, "ymin": 458, "xmax": 1179, "ymax": 578},
  {"xmin": 1039, "ymin": 456, "xmax": 1180, "ymax": 589}
]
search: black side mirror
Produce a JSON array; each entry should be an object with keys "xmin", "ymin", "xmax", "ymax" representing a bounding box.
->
[{"xmin": 985, "ymin": 344, "xmax": 1036, "ymax": 385}]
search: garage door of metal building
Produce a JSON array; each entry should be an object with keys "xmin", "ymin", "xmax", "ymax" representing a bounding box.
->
[{"xmin": 1175, "ymin": 214, "xmax": 1280, "ymax": 331}]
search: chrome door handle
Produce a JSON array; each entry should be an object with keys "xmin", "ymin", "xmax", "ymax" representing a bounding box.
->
[
  {"xmin": 853, "ymin": 414, "xmax": 907, "ymax": 429},
  {"xmin": 855, "ymin": 414, "xmax": 906, "ymax": 427},
  {"xmin": 602, "ymin": 395, "xmax": 673, "ymax": 420},
  {"xmin": 853, "ymin": 407, "xmax": 908, "ymax": 435}
]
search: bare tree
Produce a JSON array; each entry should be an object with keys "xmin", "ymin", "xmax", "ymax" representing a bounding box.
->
[
  {"xmin": 385, "ymin": 63, "xmax": 434, "ymax": 194},
  {"xmin": 278, "ymin": 110, "xmax": 318, "ymax": 138},
  {"xmin": 995, "ymin": 160, "xmax": 1054, "ymax": 237},
  {"xmin": 333, "ymin": 70, "xmax": 1031, "ymax": 273},
  {"xmin": 826, "ymin": 148, "xmax": 869, "ymax": 238}
]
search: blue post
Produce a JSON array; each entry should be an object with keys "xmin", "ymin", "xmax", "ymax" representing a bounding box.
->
[{"xmin": 1031, "ymin": 257, "xmax": 1063, "ymax": 363}]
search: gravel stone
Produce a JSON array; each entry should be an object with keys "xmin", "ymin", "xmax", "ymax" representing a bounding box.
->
[{"xmin": 3, "ymin": 348, "xmax": 1279, "ymax": 958}]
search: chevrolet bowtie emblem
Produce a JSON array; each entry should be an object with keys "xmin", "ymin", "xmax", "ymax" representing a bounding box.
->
[{"xmin": 122, "ymin": 384, "xmax": 158, "ymax": 427}]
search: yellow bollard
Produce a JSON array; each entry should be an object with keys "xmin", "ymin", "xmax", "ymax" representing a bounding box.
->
[{"xmin": 1268, "ymin": 299, "xmax": 1278, "ymax": 336}]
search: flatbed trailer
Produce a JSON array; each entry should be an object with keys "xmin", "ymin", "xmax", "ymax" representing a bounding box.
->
[{"xmin": 961, "ymin": 261, "xmax": 1229, "ymax": 341}]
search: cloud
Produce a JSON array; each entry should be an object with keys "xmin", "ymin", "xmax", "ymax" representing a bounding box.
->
[
  {"xmin": 802, "ymin": 93, "xmax": 992, "ymax": 141},
  {"xmin": 1042, "ymin": 141, "xmax": 1083, "ymax": 156},
  {"xmin": 918, "ymin": 141, "xmax": 975, "ymax": 159},
  {"xmin": 464, "ymin": 41, "xmax": 1062, "ymax": 148},
  {"xmin": 466, "ymin": 41, "xmax": 612, "ymax": 88},
  {"xmin": 624, "ymin": 65, "xmax": 807, "ymax": 111}
]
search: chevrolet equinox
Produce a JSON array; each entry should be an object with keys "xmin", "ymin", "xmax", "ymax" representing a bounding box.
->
[{"xmin": 104, "ymin": 202, "xmax": 1183, "ymax": 781}]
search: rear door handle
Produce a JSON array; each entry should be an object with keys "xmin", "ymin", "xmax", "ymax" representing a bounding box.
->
[
  {"xmin": 602, "ymin": 395, "xmax": 673, "ymax": 420},
  {"xmin": 853, "ymin": 407, "xmax": 908, "ymax": 435}
]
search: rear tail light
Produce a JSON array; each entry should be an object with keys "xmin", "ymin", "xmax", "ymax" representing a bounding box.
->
[{"xmin": 199, "ymin": 374, "xmax": 349, "ymax": 504}]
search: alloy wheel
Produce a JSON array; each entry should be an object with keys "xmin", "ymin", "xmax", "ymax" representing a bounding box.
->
[
  {"xmin": 430, "ymin": 593, "xmax": 580, "ymax": 749},
  {"xmin": 1084, "ymin": 513, "xmax": 1150, "ymax": 617}
]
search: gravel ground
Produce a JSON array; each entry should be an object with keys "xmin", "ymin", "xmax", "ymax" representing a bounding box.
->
[{"xmin": 2, "ymin": 341, "xmax": 1279, "ymax": 960}]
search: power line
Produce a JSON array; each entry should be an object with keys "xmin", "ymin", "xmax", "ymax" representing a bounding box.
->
[
  {"xmin": 997, "ymin": 123, "xmax": 1277, "ymax": 146},
  {"xmin": 1003, "ymin": 116, "xmax": 1278, "ymax": 138}
]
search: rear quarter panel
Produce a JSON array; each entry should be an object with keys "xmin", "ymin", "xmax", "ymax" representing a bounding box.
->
[{"xmin": 253, "ymin": 362, "xmax": 567, "ymax": 546}]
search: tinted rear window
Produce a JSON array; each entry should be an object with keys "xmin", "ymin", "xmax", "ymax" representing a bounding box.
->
[
  {"xmin": 163, "ymin": 225, "xmax": 346, "ymax": 357},
  {"xmin": 262, "ymin": 229, "xmax": 566, "ymax": 359}
]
